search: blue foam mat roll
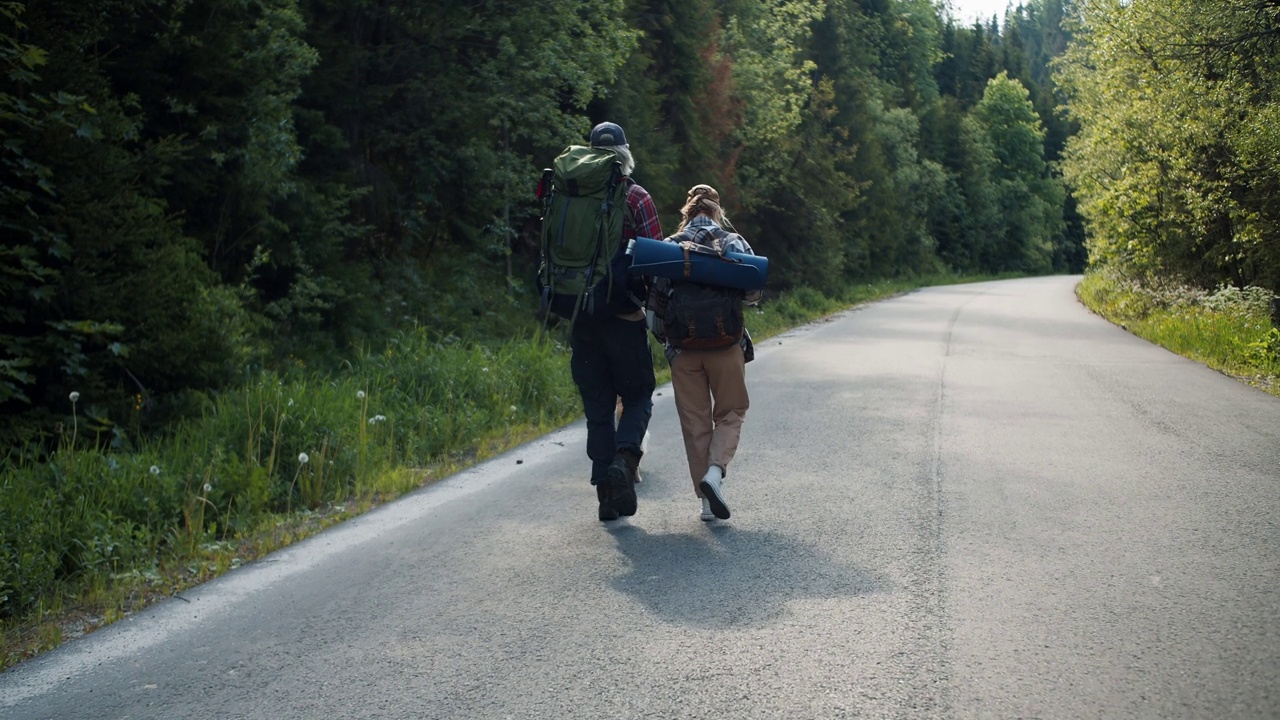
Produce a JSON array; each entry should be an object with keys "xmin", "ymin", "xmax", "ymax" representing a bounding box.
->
[{"xmin": 627, "ymin": 236, "xmax": 768, "ymax": 290}]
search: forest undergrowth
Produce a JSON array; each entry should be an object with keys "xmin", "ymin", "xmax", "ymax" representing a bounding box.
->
[{"xmin": 1077, "ymin": 271, "xmax": 1280, "ymax": 395}]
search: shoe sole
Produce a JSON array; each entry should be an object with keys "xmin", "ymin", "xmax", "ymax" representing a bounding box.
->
[
  {"xmin": 698, "ymin": 480, "xmax": 730, "ymax": 520},
  {"xmin": 608, "ymin": 464, "xmax": 637, "ymax": 517}
]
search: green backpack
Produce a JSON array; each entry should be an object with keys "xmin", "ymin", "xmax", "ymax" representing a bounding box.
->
[{"xmin": 538, "ymin": 145, "xmax": 629, "ymax": 322}]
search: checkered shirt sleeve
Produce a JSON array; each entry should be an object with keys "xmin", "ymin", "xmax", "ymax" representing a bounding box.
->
[{"xmin": 625, "ymin": 183, "xmax": 663, "ymax": 240}]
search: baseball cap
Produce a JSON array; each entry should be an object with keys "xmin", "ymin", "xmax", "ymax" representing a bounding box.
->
[{"xmin": 589, "ymin": 122, "xmax": 627, "ymax": 147}]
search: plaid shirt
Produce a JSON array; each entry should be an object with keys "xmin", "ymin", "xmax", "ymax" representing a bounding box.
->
[
  {"xmin": 682, "ymin": 215, "xmax": 755, "ymax": 255},
  {"xmin": 625, "ymin": 181, "xmax": 662, "ymax": 241}
]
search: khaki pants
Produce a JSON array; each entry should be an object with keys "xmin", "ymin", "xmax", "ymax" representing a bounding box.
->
[{"xmin": 670, "ymin": 345, "xmax": 749, "ymax": 497}]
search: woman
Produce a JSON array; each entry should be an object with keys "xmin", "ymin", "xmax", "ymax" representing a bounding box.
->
[{"xmin": 660, "ymin": 184, "xmax": 761, "ymax": 521}]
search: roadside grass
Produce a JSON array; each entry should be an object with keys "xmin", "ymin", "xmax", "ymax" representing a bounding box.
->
[
  {"xmin": 1077, "ymin": 270, "xmax": 1280, "ymax": 395},
  {"xmin": 0, "ymin": 270, "xmax": 998, "ymax": 670}
]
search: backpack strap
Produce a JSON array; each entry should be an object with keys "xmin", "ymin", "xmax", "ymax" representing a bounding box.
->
[
  {"xmin": 580, "ymin": 160, "xmax": 624, "ymax": 318},
  {"xmin": 682, "ymin": 224, "xmax": 731, "ymax": 253},
  {"xmin": 619, "ymin": 177, "xmax": 635, "ymax": 232}
]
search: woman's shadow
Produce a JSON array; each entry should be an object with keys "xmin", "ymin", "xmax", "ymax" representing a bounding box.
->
[{"xmin": 605, "ymin": 523, "xmax": 889, "ymax": 629}]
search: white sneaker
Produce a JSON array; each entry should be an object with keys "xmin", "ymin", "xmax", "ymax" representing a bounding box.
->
[
  {"xmin": 700, "ymin": 497, "xmax": 715, "ymax": 522},
  {"xmin": 698, "ymin": 467, "xmax": 730, "ymax": 520}
]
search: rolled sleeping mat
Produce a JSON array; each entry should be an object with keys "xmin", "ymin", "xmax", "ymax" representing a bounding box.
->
[{"xmin": 627, "ymin": 236, "xmax": 768, "ymax": 291}]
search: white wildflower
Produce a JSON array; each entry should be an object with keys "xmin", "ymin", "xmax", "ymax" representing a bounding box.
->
[
  {"xmin": 203, "ymin": 483, "xmax": 212, "ymax": 493},
  {"xmin": 150, "ymin": 465, "xmax": 161, "ymax": 476},
  {"xmin": 357, "ymin": 390, "xmax": 366, "ymax": 399},
  {"xmin": 298, "ymin": 452, "xmax": 310, "ymax": 464},
  {"xmin": 368, "ymin": 414, "xmax": 387, "ymax": 425},
  {"xmin": 69, "ymin": 391, "xmax": 80, "ymax": 403}
]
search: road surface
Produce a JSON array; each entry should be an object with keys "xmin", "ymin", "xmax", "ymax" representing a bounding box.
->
[{"xmin": 3, "ymin": 275, "xmax": 1278, "ymax": 719}]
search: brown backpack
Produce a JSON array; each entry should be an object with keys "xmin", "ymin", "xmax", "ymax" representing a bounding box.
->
[{"xmin": 648, "ymin": 226, "xmax": 744, "ymax": 350}]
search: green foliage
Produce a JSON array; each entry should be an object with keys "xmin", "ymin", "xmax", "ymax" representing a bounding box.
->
[
  {"xmin": 610, "ymin": 0, "xmax": 742, "ymax": 204},
  {"xmin": 0, "ymin": 443, "xmax": 174, "ymax": 615},
  {"xmin": 298, "ymin": 0, "xmax": 636, "ymax": 249},
  {"xmin": 1, "ymin": 0, "xmax": 1085, "ymax": 448},
  {"xmin": 728, "ymin": 0, "xmax": 861, "ymax": 289},
  {"xmin": 0, "ymin": 1, "xmax": 261, "ymax": 446},
  {"xmin": 920, "ymin": 98, "xmax": 1003, "ymax": 272},
  {"xmin": 1078, "ymin": 270, "xmax": 1280, "ymax": 385},
  {"xmin": 0, "ymin": 327, "xmax": 580, "ymax": 618},
  {"xmin": 1058, "ymin": 0, "xmax": 1280, "ymax": 292},
  {"xmin": 972, "ymin": 72, "xmax": 1064, "ymax": 274}
]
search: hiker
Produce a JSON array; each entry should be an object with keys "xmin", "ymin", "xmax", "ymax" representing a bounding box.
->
[
  {"xmin": 538, "ymin": 122, "xmax": 662, "ymax": 522},
  {"xmin": 656, "ymin": 184, "xmax": 760, "ymax": 521}
]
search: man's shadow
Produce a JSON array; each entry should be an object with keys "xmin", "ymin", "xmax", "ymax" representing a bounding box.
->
[{"xmin": 605, "ymin": 523, "xmax": 889, "ymax": 629}]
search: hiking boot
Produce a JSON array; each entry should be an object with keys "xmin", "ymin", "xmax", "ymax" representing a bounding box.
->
[
  {"xmin": 607, "ymin": 451, "xmax": 639, "ymax": 517},
  {"xmin": 700, "ymin": 497, "xmax": 715, "ymax": 522},
  {"xmin": 622, "ymin": 429, "xmax": 647, "ymax": 484},
  {"xmin": 596, "ymin": 483, "xmax": 619, "ymax": 522},
  {"xmin": 698, "ymin": 467, "xmax": 730, "ymax": 520}
]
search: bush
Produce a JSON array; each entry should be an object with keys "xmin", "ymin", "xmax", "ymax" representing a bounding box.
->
[
  {"xmin": 1078, "ymin": 270, "xmax": 1280, "ymax": 389},
  {"xmin": 0, "ymin": 326, "xmax": 582, "ymax": 618}
]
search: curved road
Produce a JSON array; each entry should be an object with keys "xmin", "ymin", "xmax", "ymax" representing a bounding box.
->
[{"xmin": 3, "ymin": 276, "xmax": 1279, "ymax": 719}]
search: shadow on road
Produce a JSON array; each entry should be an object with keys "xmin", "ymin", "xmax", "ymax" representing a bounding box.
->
[{"xmin": 604, "ymin": 524, "xmax": 889, "ymax": 629}]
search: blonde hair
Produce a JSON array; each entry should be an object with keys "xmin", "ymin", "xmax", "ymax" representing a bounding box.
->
[{"xmin": 677, "ymin": 184, "xmax": 734, "ymax": 232}]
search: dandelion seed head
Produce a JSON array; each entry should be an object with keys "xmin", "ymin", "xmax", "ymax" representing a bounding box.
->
[
  {"xmin": 203, "ymin": 483, "xmax": 213, "ymax": 493},
  {"xmin": 69, "ymin": 391, "xmax": 80, "ymax": 403},
  {"xmin": 298, "ymin": 452, "xmax": 310, "ymax": 464},
  {"xmin": 150, "ymin": 465, "xmax": 161, "ymax": 476},
  {"xmin": 357, "ymin": 390, "xmax": 366, "ymax": 399}
]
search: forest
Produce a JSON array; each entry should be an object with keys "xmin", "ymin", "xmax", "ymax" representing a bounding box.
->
[
  {"xmin": 1, "ymin": 0, "xmax": 1278, "ymax": 638},
  {"xmin": 0, "ymin": 0, "xmax": 1084, "ymax": 446}
]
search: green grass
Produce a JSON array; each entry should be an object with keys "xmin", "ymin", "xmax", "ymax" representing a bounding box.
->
[
  {"xmin": 1077, "ymin": 270, "xmax": 1280, "ymax": 394},
  {"xmin": 1, "ymin": 325, "xmax": 583, "ymax": 668},
  {"xmin": 0, "ymin": 270, "xmax": 1003, "ymax": 669}
]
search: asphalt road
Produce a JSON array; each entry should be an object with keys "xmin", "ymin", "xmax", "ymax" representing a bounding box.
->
[{"xmin": 3, "ymin": 275, "xmax": 1278, "ymax": 719}]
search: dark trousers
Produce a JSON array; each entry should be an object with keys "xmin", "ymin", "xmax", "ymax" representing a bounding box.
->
[{"xmin": 569, "ymin": 315, "xmax": 655, "ymax": 484}]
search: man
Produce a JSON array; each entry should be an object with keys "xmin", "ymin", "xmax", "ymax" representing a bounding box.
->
[{"xmin": 566, "ymin": 121, "xmax": 662, "ymax": 521}]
